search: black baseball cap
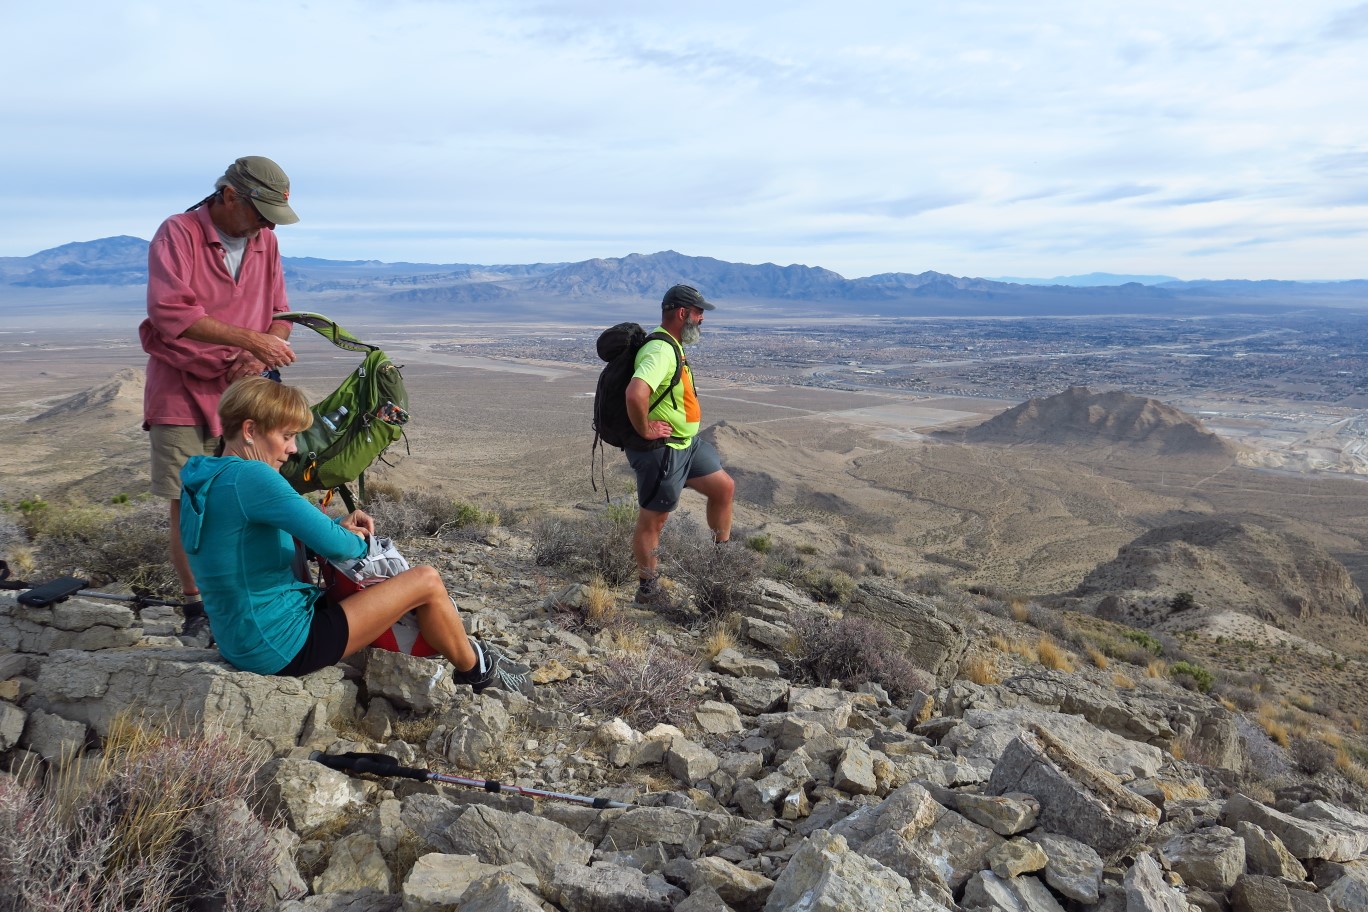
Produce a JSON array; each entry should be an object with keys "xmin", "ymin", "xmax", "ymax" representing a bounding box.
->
[{"xmin": 662, "ymin": 284, "xmax": 715, "ymax": 311}]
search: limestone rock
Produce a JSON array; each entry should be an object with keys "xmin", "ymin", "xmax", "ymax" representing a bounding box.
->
[
  {"xmin": 713, "ymin": 650, "xmax": 783, "ymax": 681},
  {"xmin": 1236, "ymin": 820, "xmax": 1307, "ymax": 880},
  {"xmin": 26, "ymin": 647, "xmax": 353, "ymax": 752},
  {"xmin": 696, "ymin": 700, "xmax": 744, "ymax": 734},
  {"xmin": 1123, "ymin": 852, "xmax": 1188, "ymax": 912},
  {"xmin": 363, "ymin": 650, "xmax": 455, "ymax": 713},
  {"xmin": 961, "ymin": 871, "xmax": 1065, "ymax": 911},
  {"xmin": 687, "ymin": 855, "xmax": 776, "ymax": 911},
  {"xmin": 547, "ymin": 862, "xmax": 684, "ymax": 912},
  {"xmin": 667, "ymin": 736, "xmax": 721, "ymax": 784},
  {"xmin": 987, "ymin": 837, "xmax": 1049, "ymax": 879},
  {"xmin": 1231, "ymin": 874, "xmax": 1333, "ymax": 912},
  {"xmin": 313, "ymin": 833, "xmax": 391, "ymax": 895},
  {"xmin": 258, "ymin": 757, "xmax": 371, "ymax": 833},
  {"xmin": 1160, "ymin": 825, "xmax": 1245, "ymax": 892},
  {"xmin": 1024, "ymin": 831, "xmax": 1103, "ymax": 903},
  {"xmin": 843, "ymin": 581, "xmax": 968, "ymax": 686},
  {"xmin": 441, "ymin": 804, "xmax": 592, "ymax": 888},
  {"xmin": 955, "ymin": 792, "xmax": 1040, "ymax": 836},
  {"xmin": 986, "ymin": 728, "xmax": 1159, "ymax": 859},
  {"xmin": 718, "ymin": 676, "xmax": 789, "ymax": 714},
  {"xmin": 19, "ymin": 708, "xmax": 86, "ymax": 761},
  {"xmin": 443, "ymin": 869, "xmax": 546, "ymax": 912},
  {"xmin": 1221, "ymin": 793, "xmax": 1368, "ymax": 862},
  {"xmin": 763, "ymin": 829, "xmax": 939, "ymax": 911}
]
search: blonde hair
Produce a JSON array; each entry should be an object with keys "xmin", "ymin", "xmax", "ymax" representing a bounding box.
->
[{"xmin": 218, "ymin": 377, "xmax": 313, "ymax": 440}]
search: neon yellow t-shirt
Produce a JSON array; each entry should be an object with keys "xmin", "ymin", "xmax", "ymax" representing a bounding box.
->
[{"xmin": 632, "ymin": 328, "xmax": 699, "ymax": 449}]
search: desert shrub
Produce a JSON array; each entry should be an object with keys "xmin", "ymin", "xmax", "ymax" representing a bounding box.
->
[
  {"xmin": 701, "ymin": 615, "xmax": 739, "ymax": 661},
  {"xmin": 1170, "ymin": 591, "xmax": 1197, "ymax": 612},
  {"xmin": 788, "ymin": 610, "xmax": 934, "ymax": 700},
  {"xmin": 1154, "ymin": 633, "xmax": 1195, "ymax": 665},
  {"xmin": 665, "ymin": 523, "xmax": 761, "ymax": 619},
  {"xmin": 0, "ymin": 509, "xmax": 26, "ymax": 552},
  {"xmin": 906, "ymin": 573, "xmax": 950, "ymax": 597},
  {"xmin": 1213, "ymin": 682, "xmax": 1261, "ymax": 713},
  {"xmin": 31, "ymin": 499, "xmax": 176, "ymax": 595},
  {"xmin": 744, "ymin": 533, "xmax": 772, "ymax": 554},
  {"xmin": 528, "ymin": 510, "xmax": 636, "ymax": 586},
  {"xmin": 1292, "ymin": 737, "xmax": 1338, "ymax": 776},
  {"xmin": 762, "ymin": 540, "xmax": 808, "ymax": 584},
  {"xmin": 0, "ymin": 716, "xmax": 279, "ymax": 911},
  {"xmin": 530, "ymin": 516, "xmax": 578, "ymax": 567},
  {"xmin": 1168, "ymin": 660, "xmax": 1214, "ymax": 693},
  {"xmin": 567, "ymin": 645, "xmax": 698, "ymax": 728},
  {"xmin": 802, "ymin": 568, "xmax": 856, "ymax": 604},
  {"xmin": 364, "ymin": 491, "xmax": 497, "ymax": 540},
  {"xmin": 1122, "ymin": 629, "xmax": 1163, "ymax": 656}
]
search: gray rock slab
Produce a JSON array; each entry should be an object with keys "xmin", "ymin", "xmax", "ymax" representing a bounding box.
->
[
  {"xmin": 1123, "ymin": 852, "xmax": 1188, "ymax": 912},
  {"xmin": 18, "ymin": 707, "xmax": 85, "ymax": 761},
  {"xmin": 26, "ymin": 647, "xmax": 353, "ymax": 752},
  {"xmin": 945, "ymin": 707, "xmax": 1165, "ymax": 781},
  {"xmin": 1236, "ymin": 820, "xmax": 1307, "ymax": 880},
  {"xmin": 442, "ymin": 804, "xmax": 592, "ymax": 888},
  {"xmin": 763, "ymin": 829, "xmax": 943, "ymax": 912},
  {"xmin": 313, "ymin": 833, "xmax": 392, "ymax": 895},
  {"xmin": 547, "ymin": 862, "xmax": 684, "ymax": 912},
  {"xmin": 1160, "ymin": 825, "xmax": 1245, "ymax": 892},
  {"xmin": 258, "ymin": 757, "xmax": 372, "ymax": 833},
  {"xmin": 712, "ymin": 650, "xmax": 783, "ymax": 681},
  {"xmin": 843, "ymin": 581, "xmax": 968, "ymax": 687},
  {"xmin": 363, "ymin": 649, "xmax": 455, "ymax": 713},
  {"xmin": 1221, "ymin": 793, "xmax": 1368, "ymax": 862},
  {"xmin": 279, "ymin": 892, "xmax": 402, "ymax": 911},
  {"xmin": 447, "ymin": 870, "xmax": 547, "ymax": 912},
  {"xmin": 718, "ymin": 676, "xmax": 789, "ymax": 714},
  {"xmin": 987, "ymin": 728, "xmax": 1159, "ymax": 859},
  {"xmin": 687, "ymin": 856, "xmax": 776, "ymax": 912},
  {"xmin": 1024, "ymin": 831, "xmax": 1103, "ymax": 903},
  {"xmin": 962, "ymin": 870, "xmax": 1065, "ymax": 912}
]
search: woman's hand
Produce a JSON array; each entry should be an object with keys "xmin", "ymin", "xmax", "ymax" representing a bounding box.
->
[{"xmin": 340, "ymin": 510, "xmax": 375, "ymax": 538}]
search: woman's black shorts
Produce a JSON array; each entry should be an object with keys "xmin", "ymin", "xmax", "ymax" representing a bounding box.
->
[{"xmin": 275, "ymin": 600, "xmax": 350, "ymax": 677}]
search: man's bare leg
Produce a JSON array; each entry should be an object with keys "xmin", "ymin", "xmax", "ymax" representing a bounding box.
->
[
  {"xmin": 686, "ymin": 469, "xmax": 735, "ymax": 543},
  {"xmin": 168, "ymin": 499, "xmax": 199, "ymax": 597},
  {"xmin": 633, "ymin": 507, "xmax": 670, "ymax": 580}
]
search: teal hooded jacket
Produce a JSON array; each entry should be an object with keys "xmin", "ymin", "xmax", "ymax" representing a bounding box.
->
[{"xmin": 179, "ymin": 456, "xmax": 367, "ymax": 673}]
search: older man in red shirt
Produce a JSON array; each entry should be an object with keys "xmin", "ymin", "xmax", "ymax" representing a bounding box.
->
[{"xmin": 139, "ymin": 156, "xmax": 301, "ymax": 637}]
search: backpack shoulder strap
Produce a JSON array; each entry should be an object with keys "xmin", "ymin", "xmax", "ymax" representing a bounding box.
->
[
  {"xmin": 642, "ymin": 331, "xmax": 683, "ymax": 411},
  {"xmin": 277, "ymin": 312, "xmax": 378, "ymax": 354}
]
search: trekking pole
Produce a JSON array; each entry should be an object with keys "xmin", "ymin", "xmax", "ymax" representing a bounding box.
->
[{"xmin": 311, "ymin": 751, "xmax": 635, "ymax": 809}]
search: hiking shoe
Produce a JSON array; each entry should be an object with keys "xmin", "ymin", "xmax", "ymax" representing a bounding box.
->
[
  {"xmin": 463, "ymin": 639, "xmax": 534, "ymax": 696},
  {"xmin": 635, "ymin": 575, "xmax": 662, "ymax": 605}
]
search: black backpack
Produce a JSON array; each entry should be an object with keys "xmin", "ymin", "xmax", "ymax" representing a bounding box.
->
[{"xmin": 591, "ymin": 322, "xmax": 682, "ymax": 493}]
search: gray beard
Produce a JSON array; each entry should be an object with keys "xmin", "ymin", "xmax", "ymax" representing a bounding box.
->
[{"xmin": 681, "ymin": 320, "xmax": 701, "ymax": 345}]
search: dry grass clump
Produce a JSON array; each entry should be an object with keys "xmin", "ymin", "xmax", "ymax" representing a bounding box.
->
[
  {"xmin": 1257, "ymin": 704, "xmax": 1292, "ymax": 748},
  {"xmin": 1085, "ymin": 645, "xmax": 1110, "ymax": 669},
  {"xmin": 1009, "ymin": 599, "xmax": 1031, "ymax": 623},
  {"xmin": 700, "ymin": 616, "xmax": 739, "ymax": 662},
  {"xmin": 1037, "ymin": 636, "xmax": 1074, "ymax": 672},
  {"xmin": 28, "ymin": 499, "xmax": 177, "ymax": 595},
  {"xmin": 787, "ymin": 610, "xmax": 934, "ymax": 700},
  {"xmin": 566, "ymin": 645, "xmax": 699, "ymax": 728},
  {"xmin": 1112, "ymin": 671, "xmax": 1137, "ymax": 689},
  {"xmin": 1145, "ymin": 659, "xmax": 1167, "ymax": 679},
  {"xmin": 582, "ymin": 576, "xmax": 618, "ymax": 628},
  {"xmin": 363, "ymin": 489, "xmax": 498, "ymax": 541},
  {"xmin": 0, "ymin": 715, "xmax": 280, "ymax": 911},
  {"xmin": 961, "ymin": 653, "xmax": 1001, "ymax": 686}
]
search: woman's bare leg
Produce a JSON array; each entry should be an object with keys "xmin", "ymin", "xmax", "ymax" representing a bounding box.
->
[{"xmin": 337, "ymin": 566, "xmax": 477, "ymax": 671}]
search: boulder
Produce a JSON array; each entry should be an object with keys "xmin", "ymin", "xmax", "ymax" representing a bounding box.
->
[
  {"xmin": 1160, "ymin": 825, "xmax": 1245, "ymax": 892},
  {"xmin": 696, "ymin": 700, "xmax": 744, "ymax": 734},
  {"xmin": 437, "ymin": 869, "xmax": 546, "ymax": 912},
  {"xmin": 258, "ymin": 757, "xmax": 371, "ymax": 833},
  {"xmin": 763, "ymin": 829, "xmax": 941, "ymax": 911},
  {"xmin": 363, "ymin": 650, "xmax": 455, "ymax": 713},
  {"xmin": 440, "ymin": 804, "xmax": 592, "ymax": 888},
  {"xmin": 1123, "ymin": 852, "xmax": 1188, "ymax": 912},
  {"xmin": 1023, "ymin": 831, "xmax": 1103, "ymax": 904},
  {"xmin": 718, "ymin": 676, "xmax": 789, "ymax": 714},
  {"xmin": 399, "ymin": 853, "xmax": 539, "ymax": 911},
  {"xmin": 987, "ymin": 837, "xmax": 1049, "ymax": 879},
  {"xmin": 1221, "ymin": 793, "xmax": 1368, "ymax": 862},
  {"xmin": 986, "ymin": 728, "xmax": 1159, "ymax": 859},
  {"xmin": 26, "ymin": 647, "xmax": 354, "ymax": 752},
  {"xmin": 843, "ymin": 581, "xmax": 968, "ymax": 686},
  {"xmin": 713, "ymin": 650, "xmax": 784, "ymax": 681},
  {"xmin": 961, "ymin": 871, "xmax": 1065, "ymax": 911},
  {"xmin": 19, "ymin": 708, "xmax": 86, "ymax": 761},
  {"xmin": 1231, "ymin": 874, "xmax": 1334, "ymax": 912},
  {"xmin": 546, "ymin": 862, "xmax": 684, "ymax": 912},
  {"xmin": 312, "ymin": 833, "xmax": 391, "ymax": 895},
  {"xmin": 1236, "ymin": 820, "xmax": 1307, "ymax": 880},
  {"xmin": 687, "ymin": 856, "xmax": 776, "ymax": 911}
]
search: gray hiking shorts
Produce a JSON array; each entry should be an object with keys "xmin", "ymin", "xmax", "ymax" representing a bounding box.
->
[{"xmin": 626, "ymin": 437, "xmax": 723, "ymax": 513}]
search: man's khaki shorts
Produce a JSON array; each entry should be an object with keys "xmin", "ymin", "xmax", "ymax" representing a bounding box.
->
[{"xmin": 149, "ymin": 425, "xmax": 221, "ymax": 499}]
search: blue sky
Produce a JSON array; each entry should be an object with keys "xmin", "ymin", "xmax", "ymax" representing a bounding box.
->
[{"xmin": 2, "ymin": 0, "xmax": 1366, "ymax": 280}]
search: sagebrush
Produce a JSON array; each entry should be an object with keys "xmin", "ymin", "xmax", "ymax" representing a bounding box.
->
[
  {"xmin": 788, "ymin": 610, "xmax": 934, "ymax": 700},
  {"xmin": 567, "ymin": 645, "xmax": 699, "ymax": 728}
]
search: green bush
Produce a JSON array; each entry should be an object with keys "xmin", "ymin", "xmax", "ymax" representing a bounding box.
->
[
  {"xmin": 365, "ymin": 491, "xmax": 497, "ymax": 540},
  {"xmin": 802, "ymin": 568, "xmax": 855, "ymax": 604},
  {"xmin": 1168, "ymin": 660, "xmax": 1214, "ymax": 692},
  {"xmin": 1122, "ymin": 629, "xmax": 1164, "ymax": 656},
  {"xmin": 745, "ymin": 533, "xmax": 772, "ymax": 554}
]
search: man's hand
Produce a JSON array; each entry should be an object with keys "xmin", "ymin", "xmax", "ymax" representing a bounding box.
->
[
  {"xmin": 643, "ymin": 420, "xmax": 674, "ymax": 440},
  {"xmin": 245, "ymin": 331, "xmax": 295, "ymax": 371},
  {"xmin": 226, "ymin": 351, "xmax": 268, "ymax": 382},
  {"xmin": 340, "ymin": 510, "xmax": 376, "ymax": 538}
]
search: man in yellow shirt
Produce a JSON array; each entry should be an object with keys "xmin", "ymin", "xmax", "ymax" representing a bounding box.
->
[{"xmin": 625, "ymin": 285, "xmax": 736, "ymax": 604}]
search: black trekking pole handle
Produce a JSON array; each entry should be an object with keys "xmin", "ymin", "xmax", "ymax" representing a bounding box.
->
[{"xmin": 310, "ymin": 751, "xmax": 432, "ymax": 782}]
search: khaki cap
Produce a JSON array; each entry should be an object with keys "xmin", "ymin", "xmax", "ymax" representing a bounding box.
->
[{"xmin": 224, "ymin": 156, "xmax": 299, "ymax": 225}]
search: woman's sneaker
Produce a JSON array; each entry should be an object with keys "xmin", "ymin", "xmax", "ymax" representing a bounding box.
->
[
  {"xmin": 635, "ymin": 575, "xmax": 663, "ymax": 605},
  {"xmin": 460, "ymin": 639, "xmax": 534, "ymax": 695}
]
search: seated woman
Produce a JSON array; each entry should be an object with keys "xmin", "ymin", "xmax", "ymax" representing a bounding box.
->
[{"xmin": 179, "ymin": 376, "xmax": 530, "ymax": 693}]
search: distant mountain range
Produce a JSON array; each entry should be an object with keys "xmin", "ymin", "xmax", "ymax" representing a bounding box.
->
[
  {"xmin": 3, "ymin": 236, "xmax": 1367, "ymax": 323},
  {"xmin": 987, "ymin": 272, "xmax": 1180, "ymax": 286}
]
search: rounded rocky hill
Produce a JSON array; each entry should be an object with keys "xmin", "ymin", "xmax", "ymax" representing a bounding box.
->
[
  {"xmin": 1071, "ymin": 516, "xmax": 1367, "ymax": 625},
  {"xmin": 961, "ymin": 386, "xmax": 1236, "ymax": 457}
]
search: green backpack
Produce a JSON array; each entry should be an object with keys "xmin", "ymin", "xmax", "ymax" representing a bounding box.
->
[{"xmin": 277, "ymin": 313, "xmax": 409, "ymax": 510}]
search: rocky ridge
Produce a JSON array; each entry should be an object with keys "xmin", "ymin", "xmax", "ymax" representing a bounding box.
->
[{"xmin": 4, "ymin": 532, "xmax": 1368, "ymax": 911}]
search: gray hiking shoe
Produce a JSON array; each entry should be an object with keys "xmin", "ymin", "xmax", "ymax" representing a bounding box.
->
[
  {"xmin": 180, "ymin": 602, "xmax": 215, "ymax": 647},
  {"xmin": 465, "ymin": 639, "xmax": 534, "ymax": 696},
  {"xmin": 635, "ymin": 575, "xmax": 663, "ymax": 605}
]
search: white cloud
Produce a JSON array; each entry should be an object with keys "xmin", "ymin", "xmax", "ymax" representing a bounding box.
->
[{"xmin": 0, "ymin": 0, "xmax": 1365, "ymax": 279}]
